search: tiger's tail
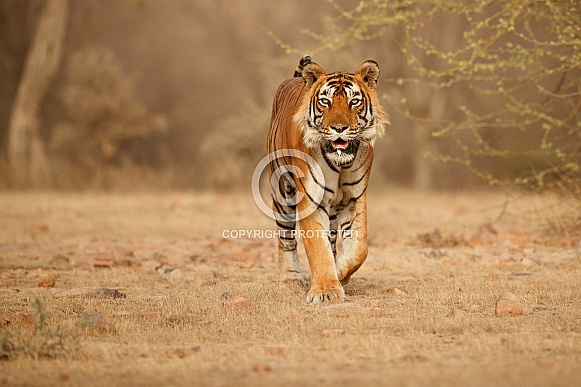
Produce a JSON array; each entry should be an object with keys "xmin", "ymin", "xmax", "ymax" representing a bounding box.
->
[{"xmin": 293, "ymin": 55, "xmax": 312, "ymax": 77}]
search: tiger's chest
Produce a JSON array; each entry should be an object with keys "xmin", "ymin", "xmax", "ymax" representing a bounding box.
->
[{"xmin": 303, "ymin": 144, "xmax": 371, "ymax": 210}]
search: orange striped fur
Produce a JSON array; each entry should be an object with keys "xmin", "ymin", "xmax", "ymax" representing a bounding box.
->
[{"xmin": 267, "ymin": 57, "xmax": 389, "ymax": 303}]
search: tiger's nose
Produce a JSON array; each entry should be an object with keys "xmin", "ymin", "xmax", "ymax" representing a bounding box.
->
[{"xmin": 330, "ymin": 124, "xmax": 349, "ymax": 133}]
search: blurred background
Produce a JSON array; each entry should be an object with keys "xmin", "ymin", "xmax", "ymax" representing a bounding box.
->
[{"xmin": 1, "ymin": 0, "xmax": 579, "ymax": 192}]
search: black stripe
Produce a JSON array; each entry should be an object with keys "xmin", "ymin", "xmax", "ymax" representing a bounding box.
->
[
  {"xmin": 272, "ymin": 200, "xmax": 296, "ymax": 213},
  {"xmin": 342, "ymin": 163, "xmax": 372, "ymax": 186},
  {"xmin": 276, "ymin": 221, "xmax": 295, "ymax": 230},
  {"xmin": 320, "ymin": 145, "xmax": 340, "ymax": 173},
  {"xmin": 352, "ymin": 185, "xmax": 368, "ymax": 201},
  {"xmin": 350, "ymin": 148, "xmax": 371, "ymax": 172},
  {"xmin": 307, "ymin": 162, "xmax": 334, "ymax": 194},
  {"xmin": 340, "ymin": 219, "xmax": 354, "ymax": 230},
  {"xmin": 303, "ymin": 189, "xmax": 328, "ymax": 217}
]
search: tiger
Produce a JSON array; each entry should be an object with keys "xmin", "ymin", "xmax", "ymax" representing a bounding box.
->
[{"xmin": 267, "ymin": 56, "xmax": 389, "ymax": 303}]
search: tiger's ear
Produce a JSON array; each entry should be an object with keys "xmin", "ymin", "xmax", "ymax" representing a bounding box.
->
[
  {"xmin": 301, "ymin": 62, "xmax": 326, "ymax": 87},
  {"xmin": 355, "ymin": 60, "xmax": 380, "ymax": 90}
]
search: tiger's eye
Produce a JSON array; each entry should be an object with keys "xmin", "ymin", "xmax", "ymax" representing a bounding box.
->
[
  {"xmin": 350, "ymin": 98, "xmax": 362, "ymax": 108},
  {"xmin": 318, "ymin": 97, "xmax": 331, "ymax": 107}
]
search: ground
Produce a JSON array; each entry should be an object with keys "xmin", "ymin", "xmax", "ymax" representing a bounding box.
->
[{"xmin": 0, "ymin": 189, "xmax": 580, "ymax": 386}]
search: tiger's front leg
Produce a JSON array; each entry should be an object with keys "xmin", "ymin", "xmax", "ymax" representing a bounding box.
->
[
  {"xmin": 335, "ymin": 192, "xmax": 369, "ymax": 285},
  {"xmin": 299, "ymin": 207, "xmax": 345, "ymax": 304}
]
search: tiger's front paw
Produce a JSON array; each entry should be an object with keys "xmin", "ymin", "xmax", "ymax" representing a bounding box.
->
[{"xmin": 306, "ymin": 283, "xmax": 345, "ymax": 304}]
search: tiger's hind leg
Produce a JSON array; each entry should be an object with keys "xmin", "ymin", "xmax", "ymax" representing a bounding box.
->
[{"xmin": 272, "ymin": 174, "xmax": 306, "ymax": 288}]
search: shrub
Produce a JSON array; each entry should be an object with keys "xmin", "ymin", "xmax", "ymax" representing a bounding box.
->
[{"xmin": 296, "ymin": 0, "xmax": 581, "ymax": 192}]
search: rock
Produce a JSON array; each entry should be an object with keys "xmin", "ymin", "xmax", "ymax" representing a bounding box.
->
[
  {"xmin": 223, "ymin": 296, "xmax": 251, "ymax": 309},
  {"xmin": 167, "ymin": 348, "xmax": 189, "ymax": 359},
  {"xmin": 495, "ymin": 292, "xmax": 524, "ymax": 316},
  {"xmin": 469, "ymin": 223, "xmax": 498, "ymax": 246},
  {"xmin": 495, "ymin": 300, "xmax": 523, "ymax": 316},
  {"xmin": 0, "ymin": 313, "xmax": 10, "ymax": 326},
  {"xmin": 16, "ymin": 313, "xmax": 35, "ymax": 328},
  {"xmin": 363, "ymin": 299, "xmax": 381, "ymax": 309},
  {"xmin": 24, "ymin": 223, "xmax": 49, "ymax": 235},
  {"xmin": 37, "ymin": 276, "xmax": 56, "ymax": 288},
  {"xmin": 50, "ymin": 254, "xmax": 70, "ymax": 265},
  {"xmin": 89, "ymin": 288, "xmax": 126, "ymax": 299},
  {"xmin": 164, "ymin": 268, "xmax": 183, "ymax": 285},
  {"xmin": 384, "ymin": 287, "xmax": 407, "ymax": 295},
  {"xmin": 252, "ymin": 364, "xmax": 272, "ymax": 373},
  {"xmin": 320, "ymin": 329, "xmax": 345, "ymax": 338},
  {"xmin": 83, "ymin": 314, "xmax": 115, "ymax": 334},
  {"xmin": 265, "ymin": 346, "xmax": 284, "ymax": 356},
  {"xmin": 91, "ymin": 257, "xmax": 114, "ymax": 268},
  {"xmin": 467, "ymin": 237, "xmax": 483, "ymax": 248},
  {"xmin": 533, "ymin": 305, "xmax": 556, "ymax": 312}
]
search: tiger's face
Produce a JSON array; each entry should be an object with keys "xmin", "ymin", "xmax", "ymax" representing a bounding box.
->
[{"xmin": 294, "ymin": 60, "xmax": 389, "ymax": 167}]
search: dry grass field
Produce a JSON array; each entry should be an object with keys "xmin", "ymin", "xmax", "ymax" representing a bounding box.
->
[{"xmin": 0, "ymin": 189, "xmax": 580, "ymax": 386}]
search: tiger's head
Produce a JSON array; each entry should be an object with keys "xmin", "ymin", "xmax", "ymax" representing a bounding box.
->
[{"xmin": 293, "ymin": 59, "xmax": 390, "ymax": 167}]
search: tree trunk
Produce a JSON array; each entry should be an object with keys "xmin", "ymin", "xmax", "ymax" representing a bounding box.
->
[{"xmin": 7, "ymin": 0, "xmax": 68, "ymax": 188}]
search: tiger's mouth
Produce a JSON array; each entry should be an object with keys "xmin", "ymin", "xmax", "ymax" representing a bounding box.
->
[
  {"xmin": 331, "ymin": 139, "xmax": 348, "ymax": 150},
  {"xmin": 324, "ymin": 139, "xmax": 360, "ymax": 166}
]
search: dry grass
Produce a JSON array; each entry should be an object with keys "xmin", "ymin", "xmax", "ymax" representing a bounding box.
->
[{"xmin": 0, "ymin": 189, "xmax": 580, "ymax": 386}]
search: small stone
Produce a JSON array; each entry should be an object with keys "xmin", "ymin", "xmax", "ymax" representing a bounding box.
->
[
  {"xmin": 0, "ymin": 313, "xmax": 10, "ymax": 326},
  {"xmin": 83, "ymin": 314, "xmax": 116, "ymax": 334},
  {"xmin": 363, "ymin": 299, "xmax": 381, "ymax": 309},
  {"xmin": 38, "ymin": 276, "xmax": 56, "ymax": 288},
  {"xmin": 16, "ymin": 313, "xmax": 35, "ymax": 328},
  {"xmin": 50, "ymin": 254, "xmax": 70, "ymax": 265},
  {"xmin": 92, "ymin": 257, "xmax": 114, "ymax": 268},
  {"xmin": 164, "ymin": 268, "xmax": 183, "ymax": 285},
  {"xmin": 533, "ymin": 305, "xmax": 556, "ymax": 312},
  {"xmin": 24, "ymin": 223, "xmax": 49, "ymax": 234},
  {"xmin": 58, "ymin": 373, "xmax": 70, "ymax": 381},
  {"xmin": 168, "ymin": 348, "xmax": 188, "ymax": 359},
  {"xmin": 495, "ymin": 299, "xmax": 523, "ymax": 317},
  {"xmin": 385, "ymin": 287, "xmax": 407, "ymax": 295},
  {"xmin": 320, "ymin": 329, "xmax": 345, "ymax": 338},
  {"xmin": 265, "ymin": 347, "xmax": 284, "ymax": 356},
  {"xmin": 223, "ymin": 296, "xmax": 251, "ymax": 308},
  {"xmin": 90, "ymin": 288, "xmax": 126, "ymax": 299},
  {"xmin": 252, "ymin": 364, "xmax": 272, "ymax": 373}
]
